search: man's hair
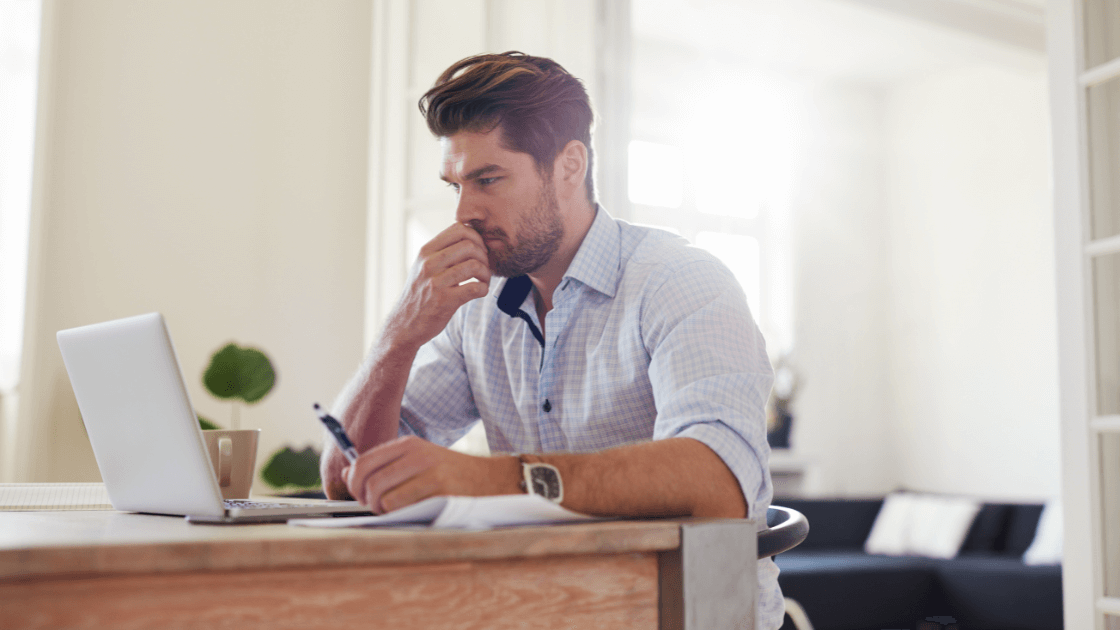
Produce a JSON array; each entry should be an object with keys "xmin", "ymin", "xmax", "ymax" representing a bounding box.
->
[{"xmin": 419, "ymin": 51, "xmax": 596, "ymax": 204}]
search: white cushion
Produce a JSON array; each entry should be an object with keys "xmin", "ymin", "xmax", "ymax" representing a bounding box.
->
[
  {"xmin": 864, "ymin": 492, "xmax": 916, "ymax": 556},
  {"xmin": 865, "ymin": 492, "xmax": 981, "ymax": 559},
  {"xmin": 1023, "ymin": 500, "xmax": 1063, "ymax": 565}
]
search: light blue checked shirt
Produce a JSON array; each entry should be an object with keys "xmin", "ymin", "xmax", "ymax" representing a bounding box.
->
[{"xmin": 400, "ymin": 207, "xmax": 782, "ymax": 629}]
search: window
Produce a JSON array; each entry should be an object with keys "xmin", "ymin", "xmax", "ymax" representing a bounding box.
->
[
  {"xmin": 0, "ymin": 0, "xmax": 42, "ymax": 393},
  {"xmin": 627, "ymin": 56, "xmax": 797, "ymax": 356},
  {"xmin": 628, "ymin": 140, "xmax": 684, "ymax": 208}
]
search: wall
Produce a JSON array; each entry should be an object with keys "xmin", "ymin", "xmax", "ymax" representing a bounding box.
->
[
  {"xmin": 789, "ymin": 63, "xmax": 1058, "ymax": 502},
  {"xmin": 788, "ymin": 83, "xmax": 897, "ymax": 497},
  {"xmin": 13, "ymin": 0, "xmax": 371, "ymax": 482},
  {"xmin": 884, "ymin": 62, "xmax": 1059, "ymax": 501}
]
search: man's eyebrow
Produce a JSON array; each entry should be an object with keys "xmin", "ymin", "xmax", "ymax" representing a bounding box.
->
[{"xmin": 440, "ymin": 164, "xmax": 504, "ymax": 183}]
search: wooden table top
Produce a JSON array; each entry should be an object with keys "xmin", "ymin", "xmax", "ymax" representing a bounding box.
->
[{"xmin": 0, "ymin": 510, "xmax": 684, "ymax": 580}]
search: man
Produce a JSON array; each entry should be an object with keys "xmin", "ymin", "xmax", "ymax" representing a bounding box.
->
[{"xmin": 321, "ymin": 52, "xmax": 781, "ymax": 628}]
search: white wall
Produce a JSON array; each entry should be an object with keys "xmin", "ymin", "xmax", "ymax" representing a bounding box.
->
[
  {"xmin": 13, "ymin": 0, "xmax": 371, "ymax": 482},
  {"xmin": 884, "ymin": 63, "xmax": 1059, "ymax": 501},
  {"xmin": 788, "ymin": 60, "xmax": 1058, "ymax": 501},
  {"xmin": 788, "ymin": 84, "xmax": 898, "ymax": 497}
]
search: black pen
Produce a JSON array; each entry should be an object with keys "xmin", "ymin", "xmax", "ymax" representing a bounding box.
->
[{"xmin": 314, "ymin": 403, "xmax": 359, "ymax": 463}]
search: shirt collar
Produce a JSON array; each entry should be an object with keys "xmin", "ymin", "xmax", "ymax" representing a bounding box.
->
[
  {"xmin": 495, "ymin": 205, "xmax": 621, "ymax": 316},
  {"xmin": 561, "ymin": 205, "xmax": 620, "ymax": 298}
]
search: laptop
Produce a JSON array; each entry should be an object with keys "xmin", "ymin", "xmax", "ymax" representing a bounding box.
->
[{"xmin": 56, "ymin": 312, "xmax": 371, "ymax": 523}]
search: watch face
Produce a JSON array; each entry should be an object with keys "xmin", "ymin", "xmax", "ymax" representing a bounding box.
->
[{"xmin": 529, "ymin": 465, "xmax": 562, "ymax": 501}]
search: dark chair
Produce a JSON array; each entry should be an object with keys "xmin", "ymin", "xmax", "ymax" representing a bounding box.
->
[
  {"xmin": 760, "ymin": 505, "xmax": 813, "ymax": 630},
  {"xmin": 760, "ymin": 505, "xmax": 810, "ymax": 558}
]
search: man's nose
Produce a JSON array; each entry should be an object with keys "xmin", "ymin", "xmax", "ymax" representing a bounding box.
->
[{"xmin": 454, "ymin": 189, "xmax": 485, "ymax": 224}]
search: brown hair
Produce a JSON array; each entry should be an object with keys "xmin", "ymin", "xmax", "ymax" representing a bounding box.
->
[{"xmin": 419, "ymin": 51, "xmax": 596, "ymax": 204}]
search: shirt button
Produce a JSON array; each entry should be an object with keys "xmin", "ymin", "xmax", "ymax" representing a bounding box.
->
[{"xmin": 542, "ymin": 399, "xmax": 552, "ymax": 412}]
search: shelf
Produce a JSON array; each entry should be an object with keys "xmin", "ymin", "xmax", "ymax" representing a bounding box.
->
[
  {"xmin": 1092, "ymin": 416, "xmax": 1120, "ymax": 432},
  {"xmin": 1082, "ymin": 56, "xmax": 1120, "ymax": 88},
  {"xmin": 1099, "ymin": 596, "xmax": 1120, "ymax": 615},
  {"xmin": 1087, "ymin": 234, "xmax": 1120, "ymax": 258}
]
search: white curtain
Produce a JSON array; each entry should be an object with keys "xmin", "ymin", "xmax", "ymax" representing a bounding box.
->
[{"xmin": 0, "ymin": 0, "xmax": 42, "ymax": 393}]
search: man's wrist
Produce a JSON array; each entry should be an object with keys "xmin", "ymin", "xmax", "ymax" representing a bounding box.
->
[{"xmin": 498, "ymin": 454, "xmax": 523, "ymax": 495}]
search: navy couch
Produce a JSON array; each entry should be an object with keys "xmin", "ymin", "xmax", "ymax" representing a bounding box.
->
[{"xmin": 774, "ymin": 498, "xmax": 1063, "ymax": 630}]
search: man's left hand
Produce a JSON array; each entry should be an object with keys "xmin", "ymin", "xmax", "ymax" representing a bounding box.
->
[{"xmin": 343, "ymin": 436, "xmax": 521, "ymax": 514}]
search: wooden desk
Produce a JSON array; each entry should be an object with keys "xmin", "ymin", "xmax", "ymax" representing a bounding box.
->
[{"xmin": 0, "ymin": 511, "xmax": 757, "ymax": 629}]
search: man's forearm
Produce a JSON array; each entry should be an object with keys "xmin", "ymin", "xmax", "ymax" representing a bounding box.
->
[
  {"xmin": 336, "ymin": 338, "xmax": 419, "ymax": 449},
  {"xmin": 528, "ymin": 437, "xmax": 749, "ymax": 519},
  {"xmin": 322, "ymin": 336, "xmax": 421, "ymax": 499}
]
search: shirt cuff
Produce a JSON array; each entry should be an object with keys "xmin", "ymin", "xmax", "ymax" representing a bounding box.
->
[{"xmin": 673, "ymin": 421, "xmax": 772, "ymax": 521}]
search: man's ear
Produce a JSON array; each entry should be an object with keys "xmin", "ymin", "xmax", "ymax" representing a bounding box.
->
[{"xmin": 552, "ymin": 140, "xmax": 588, "ymax": 200}]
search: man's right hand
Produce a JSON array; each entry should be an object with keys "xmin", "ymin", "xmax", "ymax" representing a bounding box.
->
[
  {"xmin": 321, "ymin": 442, "xmax": 353, "ymax": 500},
  {"xmin": 385, "ymin": 222, "xmax": 492, "ymax": 350},
  {"xmin": 320, "ymin": 222, "xmax": 492, "ymax": 500}
]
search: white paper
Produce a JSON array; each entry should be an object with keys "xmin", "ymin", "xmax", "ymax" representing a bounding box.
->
[
  {"xmin": 0, "ymin": 483, "xmax": 113, "ymax": 511},
  {"xmin": 288, "ymin": 494, "xmax": 595, "ymax": 529}
]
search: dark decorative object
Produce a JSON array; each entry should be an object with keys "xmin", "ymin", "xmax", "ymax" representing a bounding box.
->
[
  {"xmin": 766, "ymin": 355, "xmax": 799, "ymax": 449},
  {"xmin": 768, "ymin": 407, "xmax": 793, "ymax": 449}
]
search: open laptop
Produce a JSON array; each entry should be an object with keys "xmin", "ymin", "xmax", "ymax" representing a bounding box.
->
[{"xmin": 56, "ymin": 312, "xmax": 371, "ymax": 523}]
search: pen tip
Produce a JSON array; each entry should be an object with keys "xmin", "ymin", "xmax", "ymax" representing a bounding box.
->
[{"xmin": 313, "ymin": 402, "xmax": 321, "ymax": 410}]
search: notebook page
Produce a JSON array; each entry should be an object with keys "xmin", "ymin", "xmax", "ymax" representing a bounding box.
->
[
  {"xmin": 0, "ymin": 483, "xmax": 114, "ymax": 511},
  {"xmin": 289, "ymin": 494, "xmax": 595, "ymax": 529}
]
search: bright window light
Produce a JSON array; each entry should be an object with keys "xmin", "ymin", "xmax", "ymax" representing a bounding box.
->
[
  {"xmin": 628, "ymin": 140, "xmax": 684, "ymax": 208},
  {"xmin": 633, "ymin": 223, "xmax": 681, "ymax": 236},
  {"xmin": 0, "ymin": 0, "xmax": 42, "ymax": 392},
  {"xmin": 686, "ymin": 76, "xmax": 796, "ymax": 220},
  {"xmin": 695, "ymin": 232, "xmax": 761, "ymax": 316}
]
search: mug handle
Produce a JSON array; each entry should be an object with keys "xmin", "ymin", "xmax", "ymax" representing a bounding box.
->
[{"xmin": 218, "ymin": 437, "xmax": 233, "ymax": 487}]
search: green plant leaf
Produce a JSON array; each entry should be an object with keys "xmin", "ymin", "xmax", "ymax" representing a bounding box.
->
[
  {"xmin": 260, "ymin": 445, "xmax": 322, "ymax": 489},
  {"xmin": 203, "ymin": 343, "xmax": 276, "ymax": 404},
  {"xmin": 197, "ymin": 414, "xmax": 221, "ymax": 430}
]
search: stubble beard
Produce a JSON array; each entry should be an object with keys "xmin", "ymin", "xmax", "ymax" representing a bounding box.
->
[{"xmin": 476, "ymin": 179, "xmax": 565, "ymax": 278}]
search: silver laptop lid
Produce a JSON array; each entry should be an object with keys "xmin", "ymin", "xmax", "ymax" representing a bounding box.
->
[{"xmin": 56, "ymin": 313, "xmax": 225, "ymax": 518}]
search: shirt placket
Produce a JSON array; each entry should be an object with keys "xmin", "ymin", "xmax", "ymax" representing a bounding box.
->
[{"xmin": 537, "ymin": 280, "xmax": 578, "ymax": 451}]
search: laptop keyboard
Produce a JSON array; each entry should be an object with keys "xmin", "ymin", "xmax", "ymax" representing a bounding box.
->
[{"xmin": 224, "ymin": 499, "xmax": 304, "ymax": 510}]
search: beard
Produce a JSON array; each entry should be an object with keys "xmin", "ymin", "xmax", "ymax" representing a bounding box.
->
[{"xmin": 472, "ymin": 178, "xmax": 565, "ymax": 278}]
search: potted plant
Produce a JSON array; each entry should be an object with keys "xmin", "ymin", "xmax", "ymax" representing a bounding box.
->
[
  {"xmin": 198, "ymin": 343, "xmax": 275, "ymax": 429},
  {"xmin": 196, "ymin": 343, "xmax": 322, "ymax": 493}
]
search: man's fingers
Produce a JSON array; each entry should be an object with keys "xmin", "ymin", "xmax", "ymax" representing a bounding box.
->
[
  {"xmin": 424, "ymin": 239, "xmax": 489, "ymax": 284},
  {"xmin": 379, "ymin": 475, "xmax": 441, "ymax": 514},
  {"xmin": 360, "ymin": 453, "xmax": 430, "ymax": 513},
  {"xmin": 345, "ymin": 439, "xmax": 412, "ymax": 505},
  {"xmin": 420, "ymin": 222, "xmax": 486, "ymax": 259},
  {"xmin": 322, "ymin": 445, "xmax": 354, "ymax": 500},
  {"xmin": 440, "ymin": 257, "xmax": 492, "ymax": 289}
]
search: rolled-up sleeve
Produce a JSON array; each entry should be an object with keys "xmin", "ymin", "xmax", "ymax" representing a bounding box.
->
[{"xmin": 644, "ymin": 259, "xmax": 775, "ymax": 519}]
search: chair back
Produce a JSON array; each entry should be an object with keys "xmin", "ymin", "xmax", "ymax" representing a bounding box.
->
[{"xmin": 759, "ymin": 505, "xmax": 809, "ymax": 559}]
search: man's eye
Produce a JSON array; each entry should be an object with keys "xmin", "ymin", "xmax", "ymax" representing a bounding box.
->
[
  {"xmin": 479, "ymin": 177, "xmax": 499, "ymax": 186},
  {"xmin": 447, "ymin": 182, "xmax": 460, "ymax": 193}
]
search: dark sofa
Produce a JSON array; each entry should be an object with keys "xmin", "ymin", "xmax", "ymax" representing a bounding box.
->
[{"xmin": 774, "ymin": 498, "xmax": 1063, "ymax": 630}]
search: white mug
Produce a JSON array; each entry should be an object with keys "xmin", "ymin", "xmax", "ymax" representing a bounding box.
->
[{"xmin": 201, "ymin": 429, "xmax": 260, "ymax": 500}]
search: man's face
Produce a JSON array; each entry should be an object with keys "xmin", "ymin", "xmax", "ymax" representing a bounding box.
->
[{"xmin": 440, "ymin": 128, "xmax": 564, "ymax": 278}]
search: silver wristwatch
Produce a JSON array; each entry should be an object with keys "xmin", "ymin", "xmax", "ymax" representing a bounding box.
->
[{"xmin": 518, "ymin": 456, "xmax": 563, "ymax": 503}]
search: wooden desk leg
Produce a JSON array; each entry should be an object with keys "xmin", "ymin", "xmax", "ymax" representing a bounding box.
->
[{"xmin": 658, "ymin": 521, "xmax": 757, "ymax": 630}]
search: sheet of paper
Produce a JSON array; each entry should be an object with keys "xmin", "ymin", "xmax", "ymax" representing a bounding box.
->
[
  {"xmin": 289, "ymin": 496, "xmax": 449, "ymax": 528},
  {"xmin": 0, "ymin": 483, "xmax": 114, "ymax": 511},
  {"xmin": 432, "ymin": 494, "xmax": 594, "ymax": 529},
  {"xmin": 288, "ymin": 494, "xmax": 595, "ymax": 529}
]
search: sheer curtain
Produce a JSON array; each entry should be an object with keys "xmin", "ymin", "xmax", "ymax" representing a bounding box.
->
[{"xmin": 0, "ymin": 0, "xmax": 43, "ymax": 477}]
